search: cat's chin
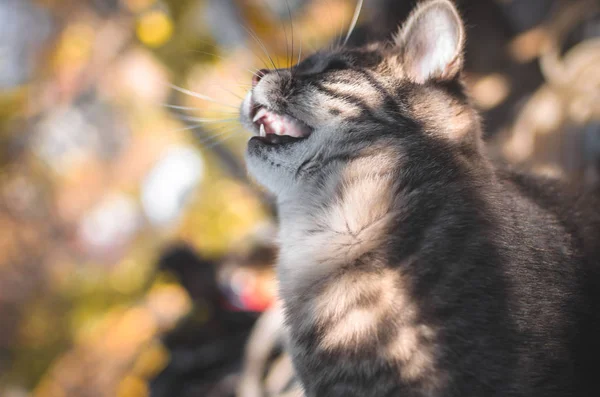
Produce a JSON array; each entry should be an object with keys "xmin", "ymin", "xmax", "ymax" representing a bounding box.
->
[
  {"xmin": 245, "ymin": 131, "xmax": 313, "ymax": 196},
  {"xmin": 244, "ymin": 146, "xmax": 296, "ymax": 197}
]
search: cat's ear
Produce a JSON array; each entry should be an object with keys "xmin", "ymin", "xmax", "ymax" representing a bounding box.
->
[{"xmin": 394, "ymin": 0, "xmax": 465, "ymax": 83}]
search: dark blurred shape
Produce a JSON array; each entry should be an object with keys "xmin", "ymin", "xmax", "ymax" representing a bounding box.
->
[
  {"xmin": 499, "ymin": 0, "xmax": 556, "ymax": 33},
  {"xmin": 158, "ymin": 244, "xmax": 220, "ymax": 302},
  {"xmin": 151, "ymin": 243, "xmax": 269, "ymax": 397}
]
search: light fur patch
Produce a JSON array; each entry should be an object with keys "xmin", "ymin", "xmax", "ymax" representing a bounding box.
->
[
  {"xmin": 316, "ymin": 269, "xmax": 399, "ymax": 351},
  {"xmin": 320, "ymin": 308, "xmax": 380, "ymax": 351},
  {"xmin": 384, "ymin": 324, "xmax": 437, "ymax": 382},
  {"xmin": 318, "ymin": 174, "xmax": 394, "ymax": 263},
  {"xmin": 411, "ymin": 90, "xmax": 478, "ymax": 142},
  {"xmin": 315, "ymin": 268, "xmax": 399, "ymax": 322},
  {"xmin": 315, "ymin": 152, "xmax": 397, "ymax": 265},
  {"xmin": 278, "ymin": 150, "xmax": 400, "ymax": 291},
  {"xmin": 314, "ymin": 265, "xmax": 439, "ymax": 383}
]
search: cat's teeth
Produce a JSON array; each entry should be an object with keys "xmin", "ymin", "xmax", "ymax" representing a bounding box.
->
[
  {"xmin": 260, "ymin": 124, "xmax": 266, "ymax": 137},
  {"xmin": 253, "ymin": 108, "xmax": 268, "ymax": 123}
]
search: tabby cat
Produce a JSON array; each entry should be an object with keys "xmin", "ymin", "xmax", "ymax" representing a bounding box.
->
[{"xmin": 239, "ymin": 0, "xmax": 600, "ymax": 396}]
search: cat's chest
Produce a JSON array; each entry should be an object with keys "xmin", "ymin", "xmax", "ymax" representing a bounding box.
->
[
  {"xmin": 282, "ymin": 264, "xmax": 444, "ymax": 393},
  {"xmin": 275, "ymin": 174, "xmax": 445, "ymax": 393}
]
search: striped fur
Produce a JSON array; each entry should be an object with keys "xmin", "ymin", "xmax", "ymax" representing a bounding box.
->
[{"xmin": 240, "ymin": 1, "xmax": 600, "ymax": 396}]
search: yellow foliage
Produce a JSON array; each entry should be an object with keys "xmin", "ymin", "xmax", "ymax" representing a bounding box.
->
[
  {"xmin": 137, "ymin": 10, "xmax": 174, "ymax": 48},
  {"xmin": 117, "ymin": 375, "xmax": 149, "ymax": 397},
  {"xmin": 53, "ymin": 23, "xmax": 95, "ymax": 68},
  {"xmin": 131, "ymin": 341, "xmax": 170, "ymax": 379}
]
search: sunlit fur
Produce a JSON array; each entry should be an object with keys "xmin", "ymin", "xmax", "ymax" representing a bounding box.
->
[{"xmin": 240, "ymin": 1, "xmax": 600, "ymax": 396}]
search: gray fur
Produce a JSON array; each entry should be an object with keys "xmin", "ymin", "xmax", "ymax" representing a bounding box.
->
[{"xmin": 239, "ymin": 1, "xmax": 600, "ymax": 396}]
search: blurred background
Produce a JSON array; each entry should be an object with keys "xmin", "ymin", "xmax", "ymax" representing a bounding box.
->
[{"xmin": 0, "ymin": 0, "xmax": 598, "ymax": 396}]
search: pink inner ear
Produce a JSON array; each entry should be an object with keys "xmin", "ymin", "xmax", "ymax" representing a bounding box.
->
[{"xmin": 398, "ymin": 1, "xmax": 464, "ymax": 83}]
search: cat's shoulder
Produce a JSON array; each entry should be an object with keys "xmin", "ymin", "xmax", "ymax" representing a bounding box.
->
[{"xmin": 494, "ymin": 166, "xmax": 600, "ymax": 230}]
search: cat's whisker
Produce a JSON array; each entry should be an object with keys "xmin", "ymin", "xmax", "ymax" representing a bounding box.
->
[
  {"xmin": 217, "ymin": 87, "xmax": 245, "ymax": 101},
  {"xmin": 184, "ymin": 49, "xmax": 263, "ymax": 76},
  {"xmin": 344, "ymin": 0, "xmax": 364, "ymax": 46},
  {"xmin": 162, "ymin": 104, "xmax": 241, "ymax": 120},
  {"xmin": 194, "ymin": 126, "xmax": 244, "ymax": 149},
  {"xmin": 228, "ymin": 6, "xmax": 273, "ymax": 70},
  {"xmin": 197, "ymin": 125, "xmax": 238, "ymax": 141},
  {"xmin": 183, "ymin": 82, "xmax": 248, "ymax": 101},
  {"xmin": 296, "ymin": 20, "xmax": 320, "ymax": 55},
  {"xmin": 296, "ymin": 28, "xmax": 303, "ymax": 69},
  {"xmin": 168, "ymin": 83, "xmax": 240, "ymax": 109},
  {"xmin": 156, "ymin": 123, "xmax": 218, "ymax": 137},
  {"xmin": 175, "ymin": 115, "xmax": 240, "ymax": 124},
  {"xmin": 285, "ymin": 0, "xmax": 295, "ymax": 70},
  {"xmin": 242, "ymin": 25, "xmax": 281, "ymax": 75},
  {"xmin": 203, "ymin": 130, "xmax": 244, "ymax": 150},
  {"xmin": 280, "ymin": 4, "xmax": 290, "ymax": 68},
  {"xmin": 163, "ymin": 104, "xmax": 203, "ymax": 111}
]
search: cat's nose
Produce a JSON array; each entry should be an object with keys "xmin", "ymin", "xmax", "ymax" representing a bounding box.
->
[{"xmin": 252, "ymin": 69, "xmax": 270, "ymax": 87}]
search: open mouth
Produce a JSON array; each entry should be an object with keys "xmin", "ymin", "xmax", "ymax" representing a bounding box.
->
[{"xmin": 251, "ymin": 105, "xmax": 312, "ymax": 145}]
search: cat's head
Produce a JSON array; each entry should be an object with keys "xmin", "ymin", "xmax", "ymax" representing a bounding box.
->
[{"xmin": 241, "ymin": 0, "xmax": 480, "ymax": 197}]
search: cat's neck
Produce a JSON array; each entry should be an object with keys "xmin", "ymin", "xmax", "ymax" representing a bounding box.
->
[
  {"xmin": 275, "ymin": 149, "xmax": 403, "ymax": 301},
  {"xmin": 273, "ymin": 141, "xmax": 495, "ymax": 302}
]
